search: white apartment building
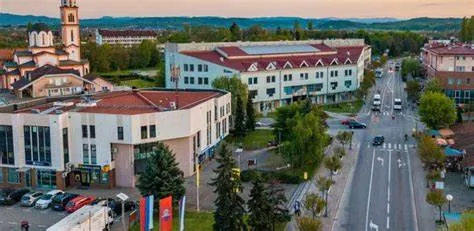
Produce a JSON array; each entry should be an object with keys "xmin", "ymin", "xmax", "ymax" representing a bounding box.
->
[
  {"xmin": 165, "ymin": 39, "xmax": 371, "ymax": 112},
  {"xmin": 95, "ymin": 29, "xmax": 157, "ymax": 47},
  {"xmin": 0, "ymin": 89, "xmax": 231, "ymax": 189}
]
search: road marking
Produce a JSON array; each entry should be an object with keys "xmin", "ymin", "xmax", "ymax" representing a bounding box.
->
[
  {"xmin": 398, "ymin": 144, "xmax": 402, "ymax": 150},
  {"xmin": 377, "ymin": 157, "xmax": 384, "ymax": 166},
  {"xmin": 388, "ymin": 143, "xmax": 391, "ymax": 149},
  {"xmin": 8, "ymin": 221, "xmax": 18, "ymax": 225},
  {"xmin": 406, "ymin": 145, "xmax": 420, "ymax": 231},
  {"xmin": 404, "ymin": 144, "xmax": 408, "ymax": 151},
  {"xmin": 387, "ymin": 216, "xmax": 390, "ymax": 229},
  {"xmin": 369, "ymin": 220, "xmax": 379, "ymax": 231},
  {"xmin": 365, "ymin": 149, "xmax": 376, "ymax": 231},
  {"xmin": 38, "ymin": 225, "xmax": 47, "ymax": 228},
  {"xmin": 383, "ymin": 143, "xmax": 386, "ymax": 149},
  {"xmin": 387, "ymin": 203, "xmax": 390, "ymax": 214}
]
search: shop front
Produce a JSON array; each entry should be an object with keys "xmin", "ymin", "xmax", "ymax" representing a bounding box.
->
[
  {"xmin": 70, "ymin": 164, "xmax": 111, "ymax": 188},
  {"xmin": 36, "ymin": 169, "xmax": 57, "ymax": 189}
]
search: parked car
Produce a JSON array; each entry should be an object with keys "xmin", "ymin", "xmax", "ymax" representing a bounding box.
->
[
  {"xmin": 372, "ymin": 105, "xmax": 381, "ymax": 112},
  {"xmin": 0, "ymin": 188, "xmax": 30, "ymax": 205},
  {"xmin": 21, "ymin": 192, "xmax": 44, "ymax": 207},
  {"xmin": 65, "ymin": 195, "xmax": 95, "ymax": 213},
  {"xmin": 373, "ymin": 136, "xmax": 385, "ymax": 146},
  {"xmin": 340, "ymin": 118, "xmax": 357, "ymax": 125},
  {"xmin": 255, "ymin": 121, "xmax": 264, "ymax": 127},
  {"xmin": 52, "ymin": 193, "xmax": 79, "ymax": 211},
  {"xmin": 35, "ymin": 190, "xmax": 64, "ymax": 209},
  {"xmin": 348, "ymin": 121, "xmax": 367, "ymax": 129}
]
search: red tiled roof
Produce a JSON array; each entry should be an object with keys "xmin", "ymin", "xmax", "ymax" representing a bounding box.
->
[
  {"xmin": 98, "ymin": 29, "xmax": 157, "ymax": 38},
  {"xmin": 425, "ymin": 43, "xmax": 474, "ymax": 55},
  {"xmin": 0, "ymin": 49, "xmax": 14, "ymax": 61},
  {"xmin": 217, "ymin": 47, "xmax": 248, "ymax": 57},
  {"xmin": 181, "ymin": 46, "xmax": 364, "ymax": 72},
  {"xmin": 16, "ymin": 90, "xmax": 226, "ymax": 115}
]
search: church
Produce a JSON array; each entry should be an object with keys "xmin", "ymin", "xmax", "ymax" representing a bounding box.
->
[{"xmin": 0, "ymin": 0, "xmax": 112, "ymax": 98}]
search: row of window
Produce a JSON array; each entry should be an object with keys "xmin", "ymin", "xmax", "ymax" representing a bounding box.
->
[
  {"xmin": 82, "ymin": 144, "xmax": 97, "ymax": 165},
  {"xmin": 0, "ymin": 168, "xmax": 20, "ymax": 184},
  {"xmin": 24, "ymin": 126, "xmax": 51, "ymax": 167},
  {"xmin": 184, "ymin": 76, "xmax": 209, "ymax": 85},
  {"xmin": 248, "ymin": 70, "xmax": 353, "ymax": 85},
  {"xmin": 255, "ymin": 80, "xmax": 353, "ymax": 98},
  {"xmin": 183, "ymin": 64, "xmax": 209, "ymax": 72},
  {"xmin": 448, "ymin": 78, "xmax": 471, "ymax": 85},
  {"xmin": 141, "ymin": 125, "xmax": 157, "ymax": 139}
]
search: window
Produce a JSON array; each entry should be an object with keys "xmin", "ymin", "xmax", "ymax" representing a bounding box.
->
[
  {"xmin": 267, "ymin": 76, "xmax": 270, "ymax": 83},
  {"xmin": 266, "ymin": 88, "xmax": 276, "ymax": 97},
  {"xmin": 141, "ymin": 126, "xmax": 148, "ymax": 139},
  {"xmin": 467, "ymin": 78, "xmax": 471, "ymax": 84},
  {"xmin": 464, "ymin": 90, "xmax": 470, "ymax": 99},
  {"xmin": 184, "ymin": 64, "xmax": 189, "ymax": 72},
  {"xmin": 455, "ymin": 90, "xmax": 461, "ymax": 98},
  {"xmin": 455, "ymin": 66, "xmax": 465, "ymax": 72},
  {"xmin": 7, "ymin": 168, "xmax": 19, "ymax": 184},
  {"xmin": 345, "ymin": 69, "xmax": 353, "ymax": 76},
  {"xmin": 23, "ymin": 126, "xmax": 50, "ymax": 166},
  {"xmin": 190, "ymin": 64, "xmax": 194, "ymax": 72},
  {"xmin": 204, "ymin": 65, "xmax": 208, "ymax": 72},
  {"xmin": 204, "ymin": 78, "xmax": 209, "ymax": 85},
  {"xmin": 83, "ymin": 144, "xmax": 89, "ymax": 164},
  {"xmin": 197, "ymin": 131, "xmax": 201, "ymax": 147},
  {"xmin": 82, "ymin": 125, "xmax": 88, "ymax": 138},
  {"xmin": 300, "ymin": 73, "xmax": 308, "ymax": 80},
  {"xmin": 266, "ymin": 76, "xmax": 276, "ymax": 83},
  {"xmin": 0, "ymin": 168, "xmax": 2, "ymax": 182},
  {"xmin": 190, "ymin": 77, "xmax": 195, "ymax": 84},
  {"xmin": 117, "ymin": 126, "xmax": 124, "ymax": 140},
  {"xmin": 63, "ymin": 128, "xmax": 69, "ymax": 165},
  {"xmin": 330, "ymin": 82, "xmax": 338, "ymax": 90},
  {"xmin": 150, "ymin": 125, "xmax": 156, "ymax": 138},
  {"xmin": 457, "ymin": 79, "xmax": 462, "ymax": 85},
  {"xmin": 448, "ymin": 78, "xmax": 454, "ymax": 85},
  {"xmin": 184, "ymin": 77, "xmax": 189, "ymax": 84},
  {"xmin": 68, "ymin": 13, "xmax": 75, "ymax": 23},
  {"xmin": 70, "ymin": 30, "xmax": 74, "ymax": 42},
  {"xmin": 283, "ymin": 74, "xmax": 292, "ymax": 81},
  {"xmin": 249, "ymin": 90, "xmax": 258, "ymax": 98},
  {"xmin": 198, "ymin": 64, "xmax": 203, "ymax": 72},
  {"xmin": 89, "ymin": 125, "xmax": 95, "ymax": 139},
  {"xmin": 272, "ymin": 76, "xmax": 276, "ymax": 82},
  {"xmin": 248, "ymin": 78, "xmax": 253, "ymax": 85},
  {"xmin": 0, "ymin": 126, "xmax": 14, "ymax": 165},
  {"xmin": 198, "ymin": 77, "xmax": 203, "ymax": 85},
  {"xmin": 345, "ymin": 80, "xmax": 352, "ymax": 88},
  {"xmin": 90, "ymin": 145, "xmax": 97, "ymax": 165},
  {"xmin": 253, "ymin": 77, "xmax": 258, "ymax": 84}
]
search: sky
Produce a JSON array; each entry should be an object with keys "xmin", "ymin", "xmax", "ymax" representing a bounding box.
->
[{"xmin": 1, "ymin": 0, "xmax": 473, "ymax": 19}]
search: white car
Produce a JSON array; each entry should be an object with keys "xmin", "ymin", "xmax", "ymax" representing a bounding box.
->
[
  {"xmin": 394, "ymin": 98, "xmax": 402, "ymax": 110},
  {"xmin": 373, "ymin": 94, "xmax": 381, "ymax": 106},
  {"xmin": 35, "ymin": 190, "xmax": 64, "ymax": 209}
]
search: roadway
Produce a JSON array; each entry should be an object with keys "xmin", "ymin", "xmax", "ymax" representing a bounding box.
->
[{"xmin": 343, "ymin": 61, "xmax": 420, "ymax": 231}]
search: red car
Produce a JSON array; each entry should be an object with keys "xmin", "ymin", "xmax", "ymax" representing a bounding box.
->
[
  {"xmin": 65, "ymin": 195, "xmax": 94, "ymax": 213},
  {"xmin": 340, "ymin": 118, "xmax": 357, "ymax": 125}
]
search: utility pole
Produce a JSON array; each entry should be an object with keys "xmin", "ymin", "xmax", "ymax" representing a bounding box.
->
[{"xmin": 195, "ymin": 154, "xmax": 200, "ymax": 212}]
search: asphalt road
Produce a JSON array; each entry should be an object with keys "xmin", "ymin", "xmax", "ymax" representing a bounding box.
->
[{"xmin": 342, "ymin": 62, "xmax": 421, "ymax": 231}]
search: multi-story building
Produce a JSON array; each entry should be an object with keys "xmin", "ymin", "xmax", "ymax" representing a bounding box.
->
[
  {"xmin": 0, "ymin": 0, "xmax": 112, "ymax": 98},
  {"xmin": 422, "ymin": 41, "xmax": 474, "ymax": 104},
  {"xmin": 165, "ymin": 39, "xmax": 371, "ymax": 112},
  {"xmin": 95, "ymin": 29, "xmax": 157, "ymax": 47},
  {"xmin": 0, "ymin": 89, "xmax": 231, "ymax": 189}
]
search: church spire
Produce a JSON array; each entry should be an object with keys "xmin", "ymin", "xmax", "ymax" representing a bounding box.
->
[{"xmin": 60, "ymin": 0, "xmax": 80, "ymax": 61}]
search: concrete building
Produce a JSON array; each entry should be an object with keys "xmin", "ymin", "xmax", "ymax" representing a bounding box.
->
[
  {"xmin": 165, "ymin": 39, "xmax": 371, "ymax": 112},
  {"xmin": 422, "ymin": 41, "xmax": 474, "ymax": 104},
  {"xmin": 0, "ymin": 89, "xmax": 231, "ymax": 189},
  {"xmin": 0, "ymin": 0, "xmax": 111, "ymax": 98},
  {"xmin": 95, "ymin": 29, "xmax": 157, "ymax": 47}
]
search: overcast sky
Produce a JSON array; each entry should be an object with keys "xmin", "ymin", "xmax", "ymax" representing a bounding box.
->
[{"xmin": 1, "ymin": 0, "xmax": 473, "ymax": 19}]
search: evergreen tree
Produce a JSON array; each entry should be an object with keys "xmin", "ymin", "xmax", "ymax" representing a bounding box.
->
[
  {"xmin": 136, "ymin": 142, "xmax": 185, "ymax": 204},
  {"xmin": 246, "ymin": 97, "xmax": 256, "ymax": 131},
  {"xmin": 469, "ymin": 16, "xmax": 474, "ymax": 42},
  {"xmin": 210, "ymin": 142, "xmax": 245, "ymax": 231},
  {"xmin": 294, "ymin": 21, "xmax": 303, "ymax": 40},
  {"xmin": 460, "ymin": 17, "xmax": 469, "ymax": 42},
  {"xmin": 267, "ymin": 182, "xmax": 290, "ymax": 230},
  {"xmin": 307, "ymin": 21, "xmax": 314, "ymax": 30},
  {"xmin": 230, "ymin": 22, "xmax": 241, "ymax": 42},
  {"xmin": 248, "ymin": 177, "xmax": 272, "ymax": 231},
  {"xmin": 234, "ymin": 95, "xmax": 246, "ymax": 137}
]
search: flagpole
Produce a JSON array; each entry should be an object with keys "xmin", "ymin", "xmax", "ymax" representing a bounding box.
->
[{"xmin": 196, "ymin": 161, "xmax": 200, "ymax": 212}]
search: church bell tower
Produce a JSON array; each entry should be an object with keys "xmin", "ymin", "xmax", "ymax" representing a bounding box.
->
[{"xmin": 60, "ymin": 0, "xmax": 80, "ymax": 62}]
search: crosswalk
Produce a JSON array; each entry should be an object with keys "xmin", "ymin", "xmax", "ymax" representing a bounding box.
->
[{"xmin": 369, "ymin": 142, "xmax": 410, "ymax": 151}]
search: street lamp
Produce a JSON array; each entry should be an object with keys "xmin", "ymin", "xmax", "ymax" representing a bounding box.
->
[
  {"xmin": 446, "ymin": 194, "xmax": 453, "ymax": 213},
  {"xmin": 116, "ymin": 192, "xmax": 129, "ymax": 231}
]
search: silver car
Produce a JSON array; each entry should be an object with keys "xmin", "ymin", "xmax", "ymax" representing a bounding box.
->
[{"xmin": 21, "ymin": 192, "xmax": 43, "ymax": 207}]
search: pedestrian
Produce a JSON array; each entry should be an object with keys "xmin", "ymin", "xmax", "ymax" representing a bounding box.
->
[
  {"xmin": 294, "ymin": 200, "xmax": 301, "ymax": 216},
  {"xmin": 21, "ymin": 220, "xmax": 29, "ymax": 231}
]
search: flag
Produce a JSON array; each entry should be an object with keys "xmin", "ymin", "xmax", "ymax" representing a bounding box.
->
[
  {"xmin": 179, "ymin": 196, "xmax": 186, "ymax": 231},
  {"xmin": 139, "ymin": 195, "xmax": 154, "ymax": 231},
  {"xmin": 159, "ymin": 196, "xmax": 173, "ymax": 231}
]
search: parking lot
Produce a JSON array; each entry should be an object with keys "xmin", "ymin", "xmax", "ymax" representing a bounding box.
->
[{"xmin": 0, "ymin": 203, "xmax": 68, "ymax": 230}]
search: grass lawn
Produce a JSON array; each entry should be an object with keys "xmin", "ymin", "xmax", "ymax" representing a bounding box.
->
[
  {"xmin": 323, "ymin": 99, "xmax": 364, "ymax": 114},
  {"xmin": 98, "ymin": 67, "xmax": 157, "ymax": 77},
  {"xmin": 226, "ymin": 129, "xmax": 275, "ymax": 150},
  {"xmin": 130, "ymin": 210, "xmax": 213, "ymax": 231},
  {"xmin": 120, "ymin": 79, "xmax": 156, "ymax": 88}
]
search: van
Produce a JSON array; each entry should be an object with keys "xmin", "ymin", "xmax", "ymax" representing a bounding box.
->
[{"xmin": 373, "ymin": 94, "xmax": 381, "ymax": 106}]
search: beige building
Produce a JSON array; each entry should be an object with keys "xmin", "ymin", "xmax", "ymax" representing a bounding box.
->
[
  {"xmin": 422, "ymin": 41, "xmax": 474, "ymax": 104},
  {"xmin": 0, "ymin": 89, "xmax": 231, "ymax": 189},
  {"xmin": 95, "ymin": 29, "xmax": 157, "ymax": 47}
]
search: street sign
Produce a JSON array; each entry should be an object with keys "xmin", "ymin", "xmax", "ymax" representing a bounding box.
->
[{"xmin": 116, "ymin": 192, "xmax": 129, "ymax": 201}]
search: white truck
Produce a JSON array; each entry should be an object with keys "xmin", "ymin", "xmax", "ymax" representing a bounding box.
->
[{"xmin": 47, "ymin": 204, "xmax": 113, "ymax": 231}]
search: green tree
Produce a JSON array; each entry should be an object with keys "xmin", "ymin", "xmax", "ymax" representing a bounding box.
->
[
  {"xmin": 307, "ymin": 21, "xmax": 314, "ymax": 30},
  {"xmin": 246, "ymin": 97, "xmax": 256, "ymax": 131},
  {"xmin": 136, "ymin": 142, "xmax": 185, "ymax": 204},
  {"xmin": 155, "ymin": 59, "xmax": 166, "ymax": 87},
  {"xmin": 229, "ymin": 22, "xmax": 241, "ymax": 42},
  {"xmin": 130, "ymin": 40, "xmax": 154, "ymax": 68},
  {"xmin": 109, "ymin": 45, "xmax": 130, "ymax": 71},
  {"xmin": 418, "ymin": 92, "xmax": 457, "ymax": 129},
  {"xmin": 304, "ymin": 193, "xmax": 326, "ymax": 219},
  {"xmin": 297, "ymin": 217, "xmax": 323, "ymax": 231},
  {"xmin": 234, "ymin": 95, "xmax": 246, "ymax": 137},
  {"xmin": 334, "ymin": 145, "xmax": 346, "ymax": 159},
  {"xmin": 335, "ymin": 131, "xmax": 352, "ymax": 150},
  {"xmin": 267, "ymin": 183, "xmax": 290, "ymax": 230},
  {"xmin": 469, "ymin": 16, "xmax": 474, "ymax": 42},
  {"xmin": 424, "ymin": 78, "xmax": 443, "ymax": 93},
  {"xmin": 450, "ymin": 210, "xmax": 474, "ymax": 231},
  {"xmin": 406, "ymin": 80, "xmax": 421, "ymax": 101},
  {"xmin": 210, "ymin": 142, "xmax": 245, "ymax": 231},
  {"xmin": 316, "ymin": 176, "xmax": 333, "ymax": 217},
  {"xmin": 426, "ymin": 189, "xmax": 447, "ymax": 222},
  {"xmin": 460, "ymin": 17, "xmax": 469, "ymax": 42},
  {"xmin": 417, "ymin": 135, "xmax": 445, "ymax": 167},
  {"xmin": 324, "ymin": 155, "xmax": 342, "ymax": 182},
  {"xmin": 212, "ymin": 75, "xmax": 248, "ymax": 119},
  {"xmin": 248, "ymin": 177, "xmax": 272, "ymax": 231},
  {"xmin": 294, "ymin": 21, "xmax": 303, "ymax": 40}
]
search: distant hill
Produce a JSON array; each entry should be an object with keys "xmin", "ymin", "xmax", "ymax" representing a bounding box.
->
[{"xmin": 0, "ymin": 13, "xmax": 461, "ymax": 32}]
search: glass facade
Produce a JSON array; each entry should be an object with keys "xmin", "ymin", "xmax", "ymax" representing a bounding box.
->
[
  {"xmin": 91, "ymin": 145, "xmax": 97, "ymax": 164},
  {"xmin": 0, "ymin": 168, "xmax": 3, "ymax": 182},
  {"xmin": 36, "ymin": 169, "xmax": 56, "ymax": 189},
  {"xmin": 63, "ymin": 128, "xmax": 69, "ymax": 165},
  {"xmin": 133, "ymin": 142, "xmax": 159, "ymax": 174},
  {"xmin": 7, "ymin": 168, "xmax": 19, "ymax": 183},
  {"xmin": 0, "ymin": 125, "xmax": 14, "ymax": 165},
  {"xmin": 83, "ymin": 144, "xmax": 89, "ymax": 164},
  {"xmin": 24, "ymin": 126, "xmax": 51, "ymax": 166}
]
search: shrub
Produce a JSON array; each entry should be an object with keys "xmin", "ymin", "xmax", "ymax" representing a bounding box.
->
[{"xmin": 241, "ymin": 169, "xmax": 303, "ymax": 184}]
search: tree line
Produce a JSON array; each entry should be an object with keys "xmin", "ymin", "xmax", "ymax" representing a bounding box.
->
[
  {"xmin": 459, "ymin": 16, "xmax": 474, "ymax": 42},
  {"xmin": 80, "ymin": 40, "xmax": 161, "ymax": 73}
]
